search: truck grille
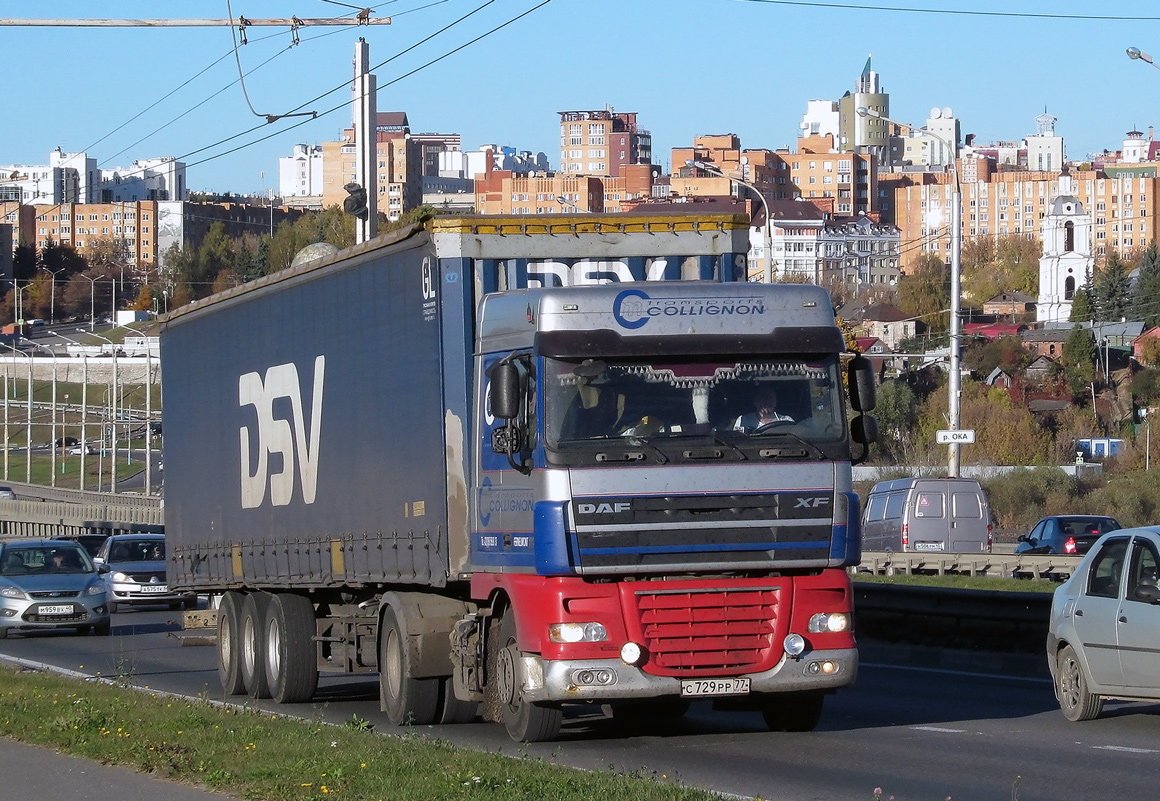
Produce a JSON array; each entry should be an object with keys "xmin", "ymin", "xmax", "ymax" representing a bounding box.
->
[{"xmin": 632, "ymin": 586, "xmax": 780, "ymax": 675}]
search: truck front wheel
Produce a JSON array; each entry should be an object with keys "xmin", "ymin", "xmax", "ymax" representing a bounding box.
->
[
  {"xmin": 217, "ymin": 591, "xmax": 246, "ymax": 695},
  {"xmin": 492, "ymin": 613, "xmax": 562, "ymax": 742},
  {"xmin": 761, "ymin": 691, "xmax": 824, "ymax": 732},
  {"xmin": 240, "ymin": 592, "xmax": 272, "ymax": 699},
  {"xmin": 380, "ymin": 606, "xmax": 439, "ymax": 726},
  {"xmin": 264, "ymin": 593, "xmax": 319, "ymax": 704}
]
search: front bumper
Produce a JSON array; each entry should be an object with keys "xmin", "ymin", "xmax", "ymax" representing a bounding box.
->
[
  {"xmin": 109, "ymin": 582, "xmax": 195, "ymax": 606},
  {"xmin": 518, "ymin": 647, "xmax": 857, "ymax": 704},
  {"xmin": 0, "ymin": 595, "xmax": 109, "ymax": 632}
]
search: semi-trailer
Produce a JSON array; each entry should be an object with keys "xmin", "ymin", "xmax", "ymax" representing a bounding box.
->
[{"xmin": 162, "ymin": 211, "xmax": 877, "ymax": 741}]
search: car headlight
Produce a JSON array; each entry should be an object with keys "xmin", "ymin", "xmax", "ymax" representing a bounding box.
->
[
  {"xmin": 112, "ymin": 572, "xmax": 130, "ymax": 582},
  {"xmin": 0, "ymin": 585, "xmax": 28, "ymax": 600},
  {"xmin": 84, "ymin": 582, "xmax": 105, "ymax": 596},
  {"xmin": 548, "ymin": 622, "xmax": 608, "ymax": 643},
  {"xmin": 808, "ymin": 612, "xmax": 851, "ymax": 634}
]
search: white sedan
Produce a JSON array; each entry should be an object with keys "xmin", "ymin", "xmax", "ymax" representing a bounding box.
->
[{"xmin": 1047, "ymin": 525, "xmax": 1160, "ymax": 720}]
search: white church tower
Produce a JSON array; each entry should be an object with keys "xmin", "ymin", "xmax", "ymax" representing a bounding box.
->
[{"xmin": 1037, "ymin": 167, "xmax": 1093, "ymax": 324}]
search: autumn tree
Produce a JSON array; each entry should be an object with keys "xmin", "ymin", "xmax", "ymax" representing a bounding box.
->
[
  {"xmin": 964, "ymin": 335, "xmax": 1030, "ymax": 378},
  {"xmin": 898, "ymin": 254, "xmax": 949, "ymax": 332},
  {"xmin": 871, "ymin": 380, "xmax": 918, "ymax": 464},
  {"xmin": 960, "ymin": 233, "xmax": 1040, "ymax": 304}
]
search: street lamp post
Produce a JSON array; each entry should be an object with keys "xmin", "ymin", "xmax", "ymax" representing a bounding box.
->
[
  {"xmin": 39, "ymin": 266, "xmax": 66, "ymax": 325},
  {"xmin": 857, "ymin": 106, "xmax": 963, "ymax": 477},
  {"xmin": 686, "ymin": 160, "xmax": 773, "ymax": 284},
  {"xmin": 1127, "ymin": 47, "xmax": 1160, "ymax": 71},
  {"xmin": 2, "ymin": 344, "xmax": 32, "ymax": 482},
  {"xmin": 88, "ymin": 331, "xmax": 119, "ymax": 493},
  {"xmin": 25, "ymin": 341, "xmax": 59, "ymax": 486},
  {"xmin": 78, "ymin": 274, "xmax": 98, "ymax": 331}
]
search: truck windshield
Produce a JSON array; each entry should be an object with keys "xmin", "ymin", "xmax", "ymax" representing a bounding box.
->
[{"xmin": 543, "ymin": 355, "xmax": 847, "ymax": 453}]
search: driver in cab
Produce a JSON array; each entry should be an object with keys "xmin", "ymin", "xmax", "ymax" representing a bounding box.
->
[{"xmin": 732, "ymin": 385, "xmax": 793, "ymax": 432}]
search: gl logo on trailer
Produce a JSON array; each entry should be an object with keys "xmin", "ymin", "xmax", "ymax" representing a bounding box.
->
[{"xmin": 238, "ymin": 356, "xmax": 325, "ymax": 509}]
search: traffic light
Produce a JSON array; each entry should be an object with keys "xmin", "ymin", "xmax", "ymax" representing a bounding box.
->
[{"xmin": 343, "ymin": 182, "xmax": 369, "ymax": 219}]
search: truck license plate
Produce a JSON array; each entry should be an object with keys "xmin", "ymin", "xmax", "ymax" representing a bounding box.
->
[
  {"xmin": 38, "ymin": 604, "xmax": 73, "ymax": 616},
  {"xmin": 912, "ymin": 542, "xmax": 945, "ymax": 552},
  {"xmin": 139, "ymin": 585, "xmax": 168, "ymax": 594},
  {"xmin": 680, "ymin": 677, "xmax": 750, "ymax": 697}
]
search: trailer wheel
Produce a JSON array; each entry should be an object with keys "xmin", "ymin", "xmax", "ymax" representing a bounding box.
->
[
  {"xmin": 761, "ymin": 691, "xmax": 824, "ymax": 732},
  {"xmin": 380, "ymin": 606, "xmax": 438, "ymax": 726},
  {"xmin": 217, "ymin": 591, "xmax": 246, "ymax": 695},
  {"xmin": 240, "ymin": 591, "xmax": 272, "ymax": 699},
  {"xmin": 436, "ymin": 677, "xmax": 479, "ymax": 724},
  {"xmin": 493, "ymin": 612, "xmax": 562, "ymax": 742},
  {"xmin": 264, "ymin": 593, "xmax": 319, "ymax": 704}
]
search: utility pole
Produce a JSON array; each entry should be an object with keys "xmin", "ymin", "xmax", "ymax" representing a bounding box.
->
[{"xmin": 353, "ymin": 38, "xmax": 378, "ymax": 244}]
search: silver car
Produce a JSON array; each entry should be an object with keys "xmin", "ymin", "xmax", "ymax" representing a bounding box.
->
[
  {"xmin": 1047, "ymin": 526, "xmax": 1160, "ymax": 720},
  {"xmin": 0, "ymin": 539, "xmax": 111, "ymax": 637},
  {"xmin": 95, "ymin": 533, "xmax": 196, "ymax": 613}
]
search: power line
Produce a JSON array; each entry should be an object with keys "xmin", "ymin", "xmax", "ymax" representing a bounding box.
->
[{"xmin": 727, "ymin": 0, "xmax": 1160, "ymax": 22}]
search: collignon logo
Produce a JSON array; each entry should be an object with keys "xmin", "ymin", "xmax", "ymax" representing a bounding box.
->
[{"xmin": 612, "ymin": 288, "xmax": 767, "ymax": 330}]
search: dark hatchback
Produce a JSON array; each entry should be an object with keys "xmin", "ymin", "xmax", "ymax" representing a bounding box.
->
[{"xmin": 1017, "ymin": 515, "xmax": 1123, "ymax": 555}]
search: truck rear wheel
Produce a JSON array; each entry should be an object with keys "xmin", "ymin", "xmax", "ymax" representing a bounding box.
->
[
  {"xmin": 264, "ymin": 593, "xmax": 319, "ymax": 704},
  {"xmin": 380, "ymin": 606, "xmax": 438, "ymax": 726},
  {"xmin": 217, "ymin": 591, "xmax": 246, "ymax": 695},
  {"xmin": 437, "ymin": 677, "xmax": 479, "ymax": 724},
  {"xmin": 761, "ymin": 691, "xmax": 824, "ymax": 732},
  {"xmin": 240, "ymin": 591, "xmax": 272, "ymax": 699},
  {"xmin": 493, "ymin": 613, "xmax": 562, "ymax": 742}
]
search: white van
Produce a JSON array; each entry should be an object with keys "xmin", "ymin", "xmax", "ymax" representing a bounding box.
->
[{"xmin": 861, "ymin": 477, "xmax": 992, "ymax": 553}]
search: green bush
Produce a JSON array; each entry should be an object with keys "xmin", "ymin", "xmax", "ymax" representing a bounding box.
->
[{"xmin": 980, "ymin": 468, "xmax": 1077, "ymax": 532}]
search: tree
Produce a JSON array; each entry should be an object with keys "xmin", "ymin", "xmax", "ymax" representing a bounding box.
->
[
  {"xmin": 1094, "ymin": 252, "xmax": 1132, "ymax": 322},
  {"xmin": 961, "ymin": 233, "xmax": 1040, "ymax": 303},
  {"xmin": 129, "ymin": 284, "xmax": 154, "ymax": 312},
  {"xmin": 1069, "ymin": 286, "xmax": 1094, "ymax": 322},
  {"xmin": 898, "ymin": 254, "xmax": 949, "ymax": 332},
  {"xmin": 1062, "ymin": 326, "xmax": 1097, "ymax": 395},
  {"xmin": 964, "ymin": 335, "xmax": 1030, "ymax": 378},
  {"xmin": 1131, "ymin": 240, "xmax": 1160, "ymax": 326},
  {"xmin": 195, "ymin": 222, "xmax": 236, "ymax": 298},
  {"xmin": 12, "ymin": 240, "xmax": 36, "ymax": 281},
  {"xmin": 871, "ymin": 380, "xmax": 918, "ymax": 464},
  {"xmin": 1140, "ymin": 336, "xmax": 1160, "ymax": 368}
]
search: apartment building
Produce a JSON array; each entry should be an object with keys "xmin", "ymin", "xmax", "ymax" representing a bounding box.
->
[
  {"xmin": 475, "ymin": 170, "xmax": 605, "ymax": 215},
  {"xmin": 25, "ymin": 200, "xmax": 159, "ymax": 266},
  {"xmin": 884, "ymin": 158, "xmax": 1160, "ymax": 273},
  {"xmin": 279, "ymin": 144, "xmax": 325, "ymax": 200},
  {"xmin": 789, "ymin": 135, "xmax": 878, "ymax": 216},
  {"xmin": 558, "ymin": 108, "xmax": 652, "ymax": 177}
]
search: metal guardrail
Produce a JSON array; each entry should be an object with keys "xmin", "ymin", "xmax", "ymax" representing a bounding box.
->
[
  {"xmin": 853, "ymin": 583, "xmax": 1053, "ymax": 657},
  {"xmin": 856, "ymin": 550, "xmax": 1079, "ymax": 580},
  {"xmin": 2, "ymin": 480, "xmax": 161, "ymax": 508}
]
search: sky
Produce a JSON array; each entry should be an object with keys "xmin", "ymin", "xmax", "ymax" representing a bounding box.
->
[{"xmin": 3, "ymin": 1, "xmax": 1160, "ymax": 194}]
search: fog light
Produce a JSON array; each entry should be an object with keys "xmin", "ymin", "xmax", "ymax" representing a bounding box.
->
[
  {"xmin": 807, "ymin": 660, "xmax": 838, "ymax": 675},
  {"xmin": 570, "ymin": 668, "xmax": 618, "ymax": 687},
  {"xmin": 0, "ymin": 608, "xmax": 16, "ymax": 617},
  {"xmin": 808, "ymin": 612, "xmax": 850, "ymax": 633},
  {"xmin": 783, "ymin": 633, "xmax": 806, "ymax": 657},
  {"xmin": 620, "ymin": 641, "xmax": 643, "ymax": 665}
]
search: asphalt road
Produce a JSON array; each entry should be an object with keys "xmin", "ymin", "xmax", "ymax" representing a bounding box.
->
[{"xmin": 2, "ymin": 607, "xmax": 1159, "ymax": 801}]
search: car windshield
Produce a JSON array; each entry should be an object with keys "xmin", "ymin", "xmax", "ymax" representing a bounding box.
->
[
  {"xmin": 107, "ymin": 540, "xmax": 165, "ymax": 562},
  {"xmin": 543, "ymin": 355, "xmax": 846, "ymax": 449},
  {"xmin": 1, "ymin": 545, "xmax": 95, "ymax": 575}
]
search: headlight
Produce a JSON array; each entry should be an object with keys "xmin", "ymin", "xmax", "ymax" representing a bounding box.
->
[
  {"xmin": 808, "ymin": 612, "xmax": 850, "ymax": 634},
  {"xmin": 548, "ymin": 622, "xmax": 608, "ymax": 643},
  {"xmin": 0, "ymin": 586, "xmax": 27, "ymax": 600},
  {"xmin": 112, "ymin": 572, "xmax": 130, "ymax": 582},
  {"xmin": 84, "ymin": 582, "xmax": 105, "ymax": 596}
]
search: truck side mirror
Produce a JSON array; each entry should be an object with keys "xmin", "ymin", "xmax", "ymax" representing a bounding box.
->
[
  {"xmin": 490, "ymin": 362, "xmax": 520, "ymax": 420},
  {"xmin": 848, "ymin": 354, "xmax": 877, "ymax": 413},
  {"xmin": 851, "ymin": 414, "xmax": 878, "ymax": 446}
]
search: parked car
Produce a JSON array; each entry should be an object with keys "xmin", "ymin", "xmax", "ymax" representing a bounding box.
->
[
  {"xmin": 94, "ymin": 533, "xmax": 196, "ymax": 613},
  {"xmin": 0, "ymin": 539, "xmax": 111, "ymax": 637},
  {"xmin": 1047, "ymin": 526, "xmax": 1160, "ymax": 721},
  {"xmin": 0, "ymin": 486, "xmax": 14, "ymax": 500},
  {"xmin": 1017, "ymin": 515, "xmax": 1122, "ymax": 555}
]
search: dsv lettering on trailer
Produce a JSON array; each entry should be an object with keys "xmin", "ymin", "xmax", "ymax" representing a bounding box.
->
[
  {"xmin": 238, "ymin": 356, "xmax": 325, "ymax": 509},
  {"xmin": 612, "ymin": 288, "xmax": 766, "ymax": 330}
]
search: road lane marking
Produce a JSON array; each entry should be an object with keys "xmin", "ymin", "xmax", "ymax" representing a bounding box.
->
[
  {"xmin": 911, "ymin": 726, "xmax": 966, "ymax": 733},
  {"xmin": 1093, "ymin": 745, "xmax": 1160, "ymax": 754}
]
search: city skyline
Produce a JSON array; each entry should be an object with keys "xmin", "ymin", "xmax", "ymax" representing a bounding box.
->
[{"xmin": 3, "ymin": 1, "xmax": 1160, "ymax": 193}]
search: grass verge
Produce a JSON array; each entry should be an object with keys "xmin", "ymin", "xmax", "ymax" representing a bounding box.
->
[{"xmin": 0, "ymin": 666, "xmax": 718, "ymax": 801}]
